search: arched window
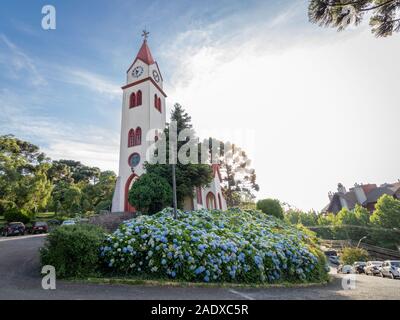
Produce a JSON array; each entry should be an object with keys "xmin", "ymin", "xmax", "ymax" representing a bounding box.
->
[
  {"xmin": 206, "ymin": 192, "xmax": 216, "ymax": 210},
  {"xmin": 154, "ymin": 94, "xmax": 158, "ymax": 109},
  {"xmin": 136, "ymin": 90, "xmax": 142, "ymax": 106},
  {"xmin": 218, "ymin": 193, "xmax": 222, "ymax": 210},
  {"xmin": 129, "ymin": 92, "xmax": 136, "ymax": 108},
  {"xmin": 157, "ymin": 97, "xmax": 162, "ymax": 112},
  {"xmin": 134, "ymin": 127, "xmax": 142, "ymax": 146},
  {"xmin": 128, "ymin": 129, "xmax": 135, "ymax": 147}
]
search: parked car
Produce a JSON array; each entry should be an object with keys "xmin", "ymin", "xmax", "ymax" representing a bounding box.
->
[
  {"xmin": 29, "ymin": 221, "xmax": 48, "ymax": 234},
  {"xmin": 61, "ymin": 220, "xmax": 76, "ymax": 226},
  {"xmin": 365, "ymin": 261, "xmax": 383, "ymax": 276},
  {"xmin": 329, "ymin": 255, "xmax": 340, "ymax": 265},
  {"xmin": 380, "ymin": 260, "xmax": 400, "ymax": 279},
  {"xmin": 338, "ymin": 264, "xmax": 352, "ymax": 274},
  {"xmin": 47, "ymin": 219, "xmax": 62, "ymax": 226},
  {"xmin": 1, "ymin": 222, "xmax": 26, "ymax": 237},
  {"xmin": 324, "ymin": 250, "xmax": 337, "ymax": 257},
  {"xmin": 352, "ymin": 261, "xmax": 367, "ymax": 274}
]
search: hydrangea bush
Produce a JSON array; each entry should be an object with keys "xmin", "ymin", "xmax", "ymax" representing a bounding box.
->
[{"xmin": 100, "ymin": 208, "xmax": 328, "ymax": 283}]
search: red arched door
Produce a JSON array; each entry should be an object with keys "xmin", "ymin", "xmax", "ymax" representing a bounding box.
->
[
  {"xmin": 125, "ymin": 173, "xmax": 138, "ymax": 212},
  {"xmin": 206, "ymin": 192, "xmax": 217, "ymax": 210}
]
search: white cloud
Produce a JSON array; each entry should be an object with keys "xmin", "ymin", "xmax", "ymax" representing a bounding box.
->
[
  {"xmin": 0, "ymin": 34, "xmax": 46, "ymax": 86},
  {"xmin": 161, "ymin": 3, "xmax": 400, "ymax": 211},
  {"xmin": 58, "ymin": 67, "xmax": 121, "ymax": 100},
  {"xmin": 0, "ymin": 89, "xmax": 119, "ymax": 172}
]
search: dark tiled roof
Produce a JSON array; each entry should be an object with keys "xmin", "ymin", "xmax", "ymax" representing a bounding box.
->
[{"xmin": 365, "ymin": 187, "xmax": 395, "ymax": 204}]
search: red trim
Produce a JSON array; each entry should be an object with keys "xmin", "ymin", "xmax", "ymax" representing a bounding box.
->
[
  {"xmin": 196, "ymin": 187, "xmax": 203, "ymax": 205},
  {"xmin": 126, "ymin": 40, "xmax": 155, "ymax": 72},
  {"xmin": 137, "ymin": 90, "xmax": 142, "ymax": 106},
  {"xmin": 212, "ymin": 164, "xmax": 222, "ymax": 183},
  {"xmin": 206, "ymin": 192, "xmax": 217, "ymax": 210},
  {"xmin": 218, "ymin": 193, "xmax": 222, "ymax": 209},
  {"xmin": 128, "ymin": 129, "xmax": 135, "ymax": 147},
  {"xmin": 135, "ymin": 127, "xmax": 142, "ymax": 145},
  {"xmin": 122, "ymin": 77, "xmax": 167, "ymax": 97},
  {"xmin": 125, "ymin": 173, "xmax": 138, "ymax": 212},
  {"xmin": 129, "ymin": 92, "xmax": 136, "ymax": 108}
]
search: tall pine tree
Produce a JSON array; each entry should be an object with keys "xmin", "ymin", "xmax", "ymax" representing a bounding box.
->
[{"xmin": 144, "ymin": 104, "xmax": 213, "ymax": 208}]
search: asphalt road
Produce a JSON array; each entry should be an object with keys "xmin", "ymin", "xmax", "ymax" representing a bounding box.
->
[{"xmin": 1, "ymin": 235, "xmax": 399, "ymax": 300}]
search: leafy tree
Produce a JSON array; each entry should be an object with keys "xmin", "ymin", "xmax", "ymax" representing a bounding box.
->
[
  {"xmin": 285, "ymin": 209, "xmax": 319, "ymax": 226},
  {"xmin": 308, "ymin": 0, "xmax": 400, "ymax": 37},
  {"xmin": 208, "ymin": 139, "xmax": 259, "ymax": 207},
  {"xmin": 54, "ymin": 160, "xmax": 100, "ymax": 184},
  {"xmin": 256, "ymin": 199, "xmax": 284, "ymax": 219},
  {"xmin": 0, "ymin": 135, "xmax": 52, "ymax": 216},
  {"xmin": 340, "ymin": 247, "xmax": 369, "ymax": 265},
  {"xmin": 128, "ymin": 173, "xmax": 172, "ymax": 215},
  {"xmin": 370, "ymin": 194, "xmax": 400, "ymax": 229},
  {"xmin": 145, "ymin": 104, "xmax": 213, "ymax": 208}
]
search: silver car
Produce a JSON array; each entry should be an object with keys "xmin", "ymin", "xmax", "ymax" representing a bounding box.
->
[
  {"xmin": 365, "ymin": 261, "xmax": 382, "ymax": 276},
  {"xmin": 380, "ymin": 260, "xmax": 400, "ymax": 279}
]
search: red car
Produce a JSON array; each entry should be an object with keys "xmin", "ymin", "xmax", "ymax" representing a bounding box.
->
[
  {"xmin": 2, "ymin": 222, "xmax": 26, "ymax": 237},
  {"xmin": 30, "ymin": 222, "xmax": 49, "ymax": 234}
]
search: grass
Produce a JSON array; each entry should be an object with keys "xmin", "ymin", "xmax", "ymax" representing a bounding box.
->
[{"xmin": 76, "ymin": 274, "xmax": 332, "ymax": 289}]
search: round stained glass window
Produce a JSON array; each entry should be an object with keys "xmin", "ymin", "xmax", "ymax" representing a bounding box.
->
[{"xmin": 128, "ymin": 153, "xmax": 140, "ymax": 168}]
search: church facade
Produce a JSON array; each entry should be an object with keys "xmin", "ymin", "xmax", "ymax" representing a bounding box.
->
[{"xmin": 111, "ymin": 36, "xmax": 227, "ymax": 213}]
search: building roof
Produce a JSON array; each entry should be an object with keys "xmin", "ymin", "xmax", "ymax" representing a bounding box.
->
[
  {"xmin": 135, "ymin": 40, "xmax": 155, "ymax": 65},
  {"xmin": 322, "ymin": 181, "xmax": 400, "ymax": 213},
  {"xmin": 366, "ymin": 186, "xmax": 395, "ymax": 204}
]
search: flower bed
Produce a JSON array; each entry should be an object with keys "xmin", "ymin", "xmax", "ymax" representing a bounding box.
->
[{"xmin": 100, "ymin": 208, "xmax": 328, "ymax": 283}]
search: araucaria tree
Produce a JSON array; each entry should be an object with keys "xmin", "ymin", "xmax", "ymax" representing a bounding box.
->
[
  {"xmin": 209, "ymin": 139, "xmax": 259, "ymax": 207},
  {"xmin": 308, "ymin": 0, "xmax": 400, "ymax": 37},
  {"xmin": 144, "ymin": 104, "xmax": 213, "ymax": 208}
]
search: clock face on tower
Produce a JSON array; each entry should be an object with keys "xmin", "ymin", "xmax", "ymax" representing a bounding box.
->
[
  {"xmin": 152, "ymin": 70, "xmax": 160, "ymax": 83},
  {"xmin": 132, "ymin": 66, "xmax": 144, "ymax": 78}
]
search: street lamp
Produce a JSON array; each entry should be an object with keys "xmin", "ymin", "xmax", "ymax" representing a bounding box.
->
[
  {"xmin": 357, "ymin": 236, "xmax": 367, "ymax": 248},
  {"xmin": 172, "ymin": 163, "xmax": 178, "ymax": 219}
]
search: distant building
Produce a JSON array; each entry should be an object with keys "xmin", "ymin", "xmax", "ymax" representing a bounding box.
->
[{"xmin": 322, "ymin": 181, "xmax": 400, "ymax": 214}]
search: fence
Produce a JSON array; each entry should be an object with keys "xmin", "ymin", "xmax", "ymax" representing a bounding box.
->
[{"xmin": 320, "ymin": 239, "xmax": 400, "ymax": 260}]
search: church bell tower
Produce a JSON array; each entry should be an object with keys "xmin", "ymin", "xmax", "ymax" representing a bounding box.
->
[{"xmin": 112, "ymin": 31, "xmax": 167, "ymax": 213}]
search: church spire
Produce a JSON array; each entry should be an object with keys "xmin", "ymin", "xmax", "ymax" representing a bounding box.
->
[{"xmin": 134, "ymin": 29, "xmax": 155, "ymax": 65}]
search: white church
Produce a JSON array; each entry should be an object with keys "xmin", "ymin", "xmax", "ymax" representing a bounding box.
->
[{"xmin": 112, "ymin": 33, "xmax": 227, "ymax": 213}]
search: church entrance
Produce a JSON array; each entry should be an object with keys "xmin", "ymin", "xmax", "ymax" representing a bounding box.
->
[
  {"xmin": 124, "ymin": 173, "xmax": 138, "ymax": 212},
  {"xmin": 206, "ymin": 192, "xmax": 216, "ymax": 210}
]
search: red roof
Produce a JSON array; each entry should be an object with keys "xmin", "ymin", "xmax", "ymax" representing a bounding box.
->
[
  {"xmin": 212, "ymin": 164, "xmax": 222, "ymax": 182},
  {"xmin": 135, "ymin": 40, "xmax": 155, "ymax": 65}
]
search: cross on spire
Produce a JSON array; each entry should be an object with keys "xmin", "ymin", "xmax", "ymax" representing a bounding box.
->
[{"xmin": 142, "ymin": 29, "xmax": 150, "ymax": 41}]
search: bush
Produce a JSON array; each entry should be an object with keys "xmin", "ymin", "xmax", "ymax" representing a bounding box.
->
[
  {"xmin": 340, "ymin": 247, "xmax": 369, "ymax": 265},
  {"xmin": 256, "ymin": 199, "xmax": 284, "ymax": 219},
  {"xmin": 40, "ymin": 224, "xmax": 106, "ymax": 278},
  {"xmin": 4, "ymin": 208, "xmax": 31, "ymax": 224},
  {"xmin": 101, "ymin": 208, "xmax": 328, "ymax": 283},
  {"xmin": 128, "ymin": 173, "xmax": 172, "ymax": 215}
]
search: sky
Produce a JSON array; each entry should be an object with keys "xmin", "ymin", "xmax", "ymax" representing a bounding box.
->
[{"xmin": 0, "ymin": 0, "xmax": 399, "ymax": 211}]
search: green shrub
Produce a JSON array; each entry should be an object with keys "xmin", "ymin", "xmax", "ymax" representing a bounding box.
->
[
  {"xmin": 4, "ymin": 208, "xmax": 31, "ymax": 224},
  {"xmin": 340, "ymin": 247, "xmax": 369, "ymax": 265},
  {"xmin": 256, "ymin": 199, "xmax": 284, "ymax": 219},
  {"xmin": 101, "ymin": 208, "xmax": 328, "ymax": 283},
  {"xmin": 128, "ymin": 173, "xmax": 172, "ymax": 215},
  {"xmin": 40, "ymin": 224, "xmax": 106, "ymax": 278}
]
